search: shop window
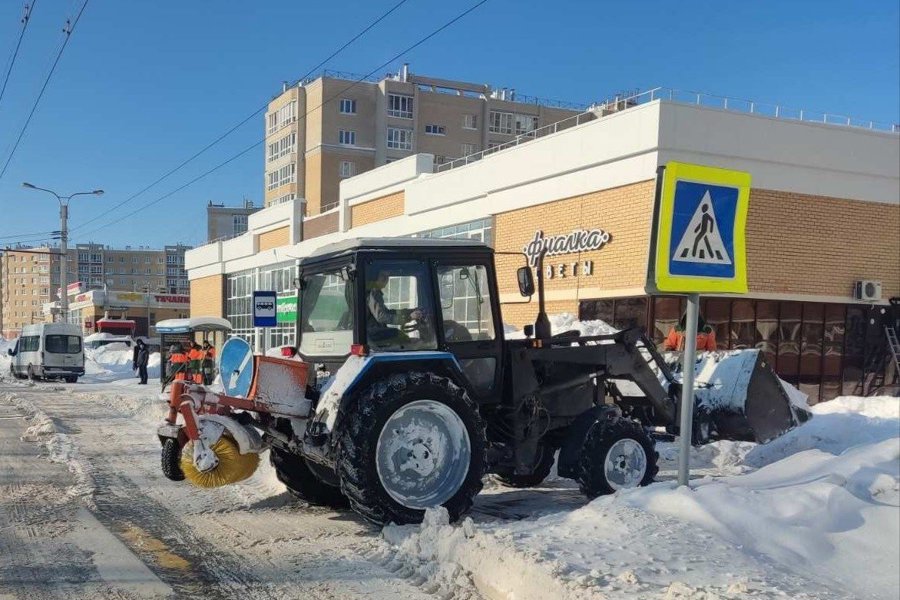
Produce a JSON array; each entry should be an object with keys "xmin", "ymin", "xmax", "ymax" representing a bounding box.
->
[
  {"xmin": 651, "ymin": 296, "xmax": 684, "ymax": 344},
  {"xmin": 579, "ymin": 299, "xmax": 614, "ymax": 326},
  {"xmin": 755, "ymin": 300, "xmax": 778, "ymax": 364},
  {"xmin": 702, "ymin": 298, "xmax": 730, "ymax": 349},
  {"xmin": 613, "ymin": 297, "xmax": 648, "ymax": 332},
  {"xmin": 730, "ymin": 300, "xmax": 755, "ymax": 350},
  {"xmin": 777, "ymin": 302, "xmax": 801, "ymax": 385},
  {"xmin": 822, "ymin": 304, "xmax": 845, "ymax": 401},
  {"xmin": 799, "ymin": 303, "xmax": 824, "ymax": 403},
  {"xmin": 842, "ymin": 306, "xmax": 867, "ymax": 395}
]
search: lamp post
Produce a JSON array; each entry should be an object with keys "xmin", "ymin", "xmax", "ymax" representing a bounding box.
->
[{"xmin": 22, "ymin": 183, "xmax": 104, "ymax": 323}]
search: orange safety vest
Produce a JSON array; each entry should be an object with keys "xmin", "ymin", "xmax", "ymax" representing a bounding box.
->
[
  {"xmin": 201, "ymin": 346, "xmax": 216, "ymax": 361},
  {"xmin": 664, "ymin": 328, "xmax": 718, "ymax": 352},
  {"xmin": 170, "ymin": 351, "xmax": 188, "ymax": 380},
  {"xmin": 188, "ymin": 348, "xmax": 204, "ymax": 361}
]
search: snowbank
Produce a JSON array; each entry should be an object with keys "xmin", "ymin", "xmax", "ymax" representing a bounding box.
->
[
  {"xmin": 382, "ymin": 395, "xmax": 900, "ymax": 599},
  {"xmin": 83, "ymin": 343, "xmax": 160, "ymax": 383}
]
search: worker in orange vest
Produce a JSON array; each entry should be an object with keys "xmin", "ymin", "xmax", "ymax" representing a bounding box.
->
[
  {"xmin": 200, "ymin": 340, "xmax": 216, "ymax": 385},
  {"xmin": 168, "ymin": 343, "xmax": 189, "ymax": 381},
  {"xmin": 188, "ymin": 342, "xmax": 204, "ymax": 384},
  {"xmin": 664, "ymin": 313, "xmax": 718, "ymax": 352}
]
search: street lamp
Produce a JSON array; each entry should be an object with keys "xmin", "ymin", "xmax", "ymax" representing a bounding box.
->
[{"xmin": 22, "ymin": 182, "xmax": 104, "ymax": 323}]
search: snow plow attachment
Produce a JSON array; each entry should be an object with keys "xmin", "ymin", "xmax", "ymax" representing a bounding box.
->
[{"xmin": 687, "ymin": 349, "xmax": 809, "ymax": 443}]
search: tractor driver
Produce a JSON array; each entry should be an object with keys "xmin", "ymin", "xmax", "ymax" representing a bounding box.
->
[{"xmin": 366, "ymin": 268, "xmax": 424, "ymax": 348}]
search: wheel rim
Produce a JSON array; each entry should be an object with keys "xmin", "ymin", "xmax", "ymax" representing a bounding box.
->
[
  {"xmin": 603, "ymin": 438, "xmax": 647, "ymax": 491},
  {"xmin": 375, "ymin": 399, "xmax": 471, "ymax": 510}
]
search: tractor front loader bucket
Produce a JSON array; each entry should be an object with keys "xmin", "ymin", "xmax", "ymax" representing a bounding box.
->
[{"xmin": 688, "ymin": 349, "xmax": 808, "ymax": 443}]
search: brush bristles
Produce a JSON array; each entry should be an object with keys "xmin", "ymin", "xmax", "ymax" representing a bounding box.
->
[{"xmin": 181, "ymin": 436, "xmax": 260, "ymax": 488}]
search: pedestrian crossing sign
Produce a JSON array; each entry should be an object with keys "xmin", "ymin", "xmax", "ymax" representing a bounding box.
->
[{"xmin": 652, "ymin": 162, "xmax": 751, "ymax": 293}]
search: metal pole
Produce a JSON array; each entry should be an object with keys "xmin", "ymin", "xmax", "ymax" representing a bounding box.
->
[
  {"xmin": 59, "ymin": 203, "xmax": 68, "ymax": 323},
  {"xmin": 677, "ymin": 292, "xmax": 700, "ymax": 487}
]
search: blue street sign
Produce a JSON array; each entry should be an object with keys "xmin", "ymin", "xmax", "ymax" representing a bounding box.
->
[
  {"xmin": 253, "ymin": 290, "xmax": 277, "ymax": 327},
  {"xmin": 653, "ymin": 162, "xmax": 751, "ymax": 294},
  {"xmin": 220, "ymin": 337, "xmax": 254, "ymax": 397}
]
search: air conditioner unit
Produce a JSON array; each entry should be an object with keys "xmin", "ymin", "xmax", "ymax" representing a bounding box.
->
[{"xmin": 855, "ymin": 280, "xmax": 882, "ymax": 302}]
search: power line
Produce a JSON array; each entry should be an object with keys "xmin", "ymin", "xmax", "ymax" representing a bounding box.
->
[
  {"xmin": 69, "ymin": 0, "xmax": 411, "ymax": 233},
  {"xmin": 75, "ymin": 0, "xmax": 490, "ymax": 240},
  {"xmin": 0, "ymin": 230, "xmax": 56, "ymax": 242},
  {"xmin": 0, "ymin": 0, "xmax": 89, "ymax": 180},
  {"xmin": 0, "ymin": 1, "xmax": 37, "ymax": 108}
]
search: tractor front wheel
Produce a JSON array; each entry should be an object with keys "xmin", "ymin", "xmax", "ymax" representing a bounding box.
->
[
  {"xmin": 270, "ymin": 447, "xmax": 348, "ymax": 508},
  {"xmin": 338, "ymin": 371, "xmax": 486, "ymax": 525},
  {"xmin": 577, "ymin": 417, "xmax": 658, "ymax": 498}
]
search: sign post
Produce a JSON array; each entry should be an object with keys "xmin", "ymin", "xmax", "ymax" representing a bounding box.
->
[
  {"xmin": 252, "ymin": 291, "xmax": 277, "ymax": 354},
  {"xmin": 649, "ymin": 162, "xmax": 751, "ymax": 487}
]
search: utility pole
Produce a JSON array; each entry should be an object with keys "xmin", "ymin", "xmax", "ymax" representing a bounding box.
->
[{"xmin": 22, "ymin": 183, "xmax": 103, "ymax": 323}]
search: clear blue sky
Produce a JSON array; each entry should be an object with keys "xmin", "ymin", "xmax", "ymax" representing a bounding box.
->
[{"xmin": 0, "ymin": 0, "xmax": 897, "ymax": 249}]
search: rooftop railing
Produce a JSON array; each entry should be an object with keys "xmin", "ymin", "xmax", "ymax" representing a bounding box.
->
[{"xmin": 434, "ymin": 86, "xmax": 899, "ymax": 173}]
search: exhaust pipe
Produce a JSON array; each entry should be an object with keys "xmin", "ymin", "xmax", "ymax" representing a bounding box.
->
[{"xmin": 534, "ymin": 249, "xmax": 552, "ymax": 339}]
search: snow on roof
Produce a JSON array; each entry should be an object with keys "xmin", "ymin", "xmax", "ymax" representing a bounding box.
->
[{"xmin": 155, "ymin": 317, "xmax": 232, "ymax": 333}]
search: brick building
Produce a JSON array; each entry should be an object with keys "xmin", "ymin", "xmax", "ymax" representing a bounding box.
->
[{"xmin": 187, "ymin": 91, "xmax": 900, "ymax": 402}]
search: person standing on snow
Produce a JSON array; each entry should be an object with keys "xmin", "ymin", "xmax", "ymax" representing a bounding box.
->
[
  {"xmin": 132, "ymin": 338, "xmax": 150, "ymax": 385},
  {"xmin": 200, "ymin": 340, "xmax": 216, "ymax": 385},
  {"xmin": 664, "ymin": 313, "xmax": 718, "ymax": 352}
]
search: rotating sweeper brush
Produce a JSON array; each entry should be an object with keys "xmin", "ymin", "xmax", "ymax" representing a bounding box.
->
[{"xmin": 180, "ymin": 435, "xmax": 260, "ymax": 488}]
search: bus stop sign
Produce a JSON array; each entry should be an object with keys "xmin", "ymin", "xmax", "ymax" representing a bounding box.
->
[
  {"xmin": 651, "ymin": 162, "xmax": 751, "ymax": 294},
  {"xmin": 253, "ymin": 291, "xmax": 277, "ymax": 327}
]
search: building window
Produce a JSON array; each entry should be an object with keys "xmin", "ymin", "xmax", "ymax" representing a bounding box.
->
[
  {"xmin": 267, "ymin": 132, "xmax": 296, "ymax": 162},
  {"xmin": 338, "ymin": 129, "xmax": 356, "ymax": 146},
  {"xmin": 424, "ymin": 124, "xmax": 446, "ymax": 136},
  {"xmin": 463, "ymin": 114, "xmax": 478, "ymax": 130},
  {"xmin": 267, "ymin": 163, "xmax": 296, "ymax": 190},
  {"xmin": 514, "ymin": 114, "xmax": 539, "ymax": 135},
  {"xmin": 387, "ymin": 127, "xmax": 413, "ymax": 150},
  {"xmin": 461, "ymin": 143, "xmax": 475, "ymax": 156},
  {"xmin": 339, "ymin": 99, "xmax": 356, "ymax": 114},
  {"xmin": 489, "ymin": 111, "xmax": 514, "ymax": 134},
  {"xmin": 233, "ymin": 215, "xmax": 249, "ymax": 235},
  {"xmin": 267, "ymin": 101, "xmax": 297, "ymax": 135},
  {"xmin": 272, "ymin": 193, "xmax": 296, "ymax": 205},
  {"xmin": 387, "ymin": 94, "xmax": 413, "ymax": 119},
  {"xmin": 339, "ymin": 161, "xmax": 356, "ymax": 178}
]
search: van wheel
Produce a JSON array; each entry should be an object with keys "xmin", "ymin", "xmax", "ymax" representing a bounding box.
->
[{"xmin": 64, "ymin": 376, "xmax": 78, "ymax": 384}]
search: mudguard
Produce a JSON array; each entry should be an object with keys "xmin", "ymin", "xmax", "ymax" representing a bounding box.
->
[{"xmin": 309, "ymin": 352, "xmax": 468, "ymax": 443}]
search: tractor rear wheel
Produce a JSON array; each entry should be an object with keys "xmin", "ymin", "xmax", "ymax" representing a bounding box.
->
[
  {"xmin": 577, "ymin": 417, "xmax": 658, "ymax": 498},
  {"xmin": 494, "ymin": 444, "xmax": 556, "ymax": 488},
  {"xmin": 270, "ymin": 447, "xmax": 348, "ymax": 508},
  {"xmin": 338, "ymin": 371, "xmax": 486, "ymax": 525},
  {"xmin": 161, "ymin": 438, "xmax": 185, "ymax": 481}
]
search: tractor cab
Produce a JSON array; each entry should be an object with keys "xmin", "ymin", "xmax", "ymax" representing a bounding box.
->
[{"xmin": 295, "ymin": 237, "xmax": 505, "ymax": 401}]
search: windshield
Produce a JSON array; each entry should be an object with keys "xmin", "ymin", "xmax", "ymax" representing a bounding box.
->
[
  {"xmin": 298, "ymin": 270, "xmax": 354, "ymax": 356},
  {"xmin": 45, "ymin": 335, "xmax": 82, "ymax": 354}
]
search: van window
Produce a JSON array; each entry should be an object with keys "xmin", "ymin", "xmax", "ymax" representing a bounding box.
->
[
  {"xmin": 45, "ymin": 335, "xmax": 82, "ymax": 354},
  {"xmin": 21, "ymin": 336, "xmax": 40, "ymax": 352}
]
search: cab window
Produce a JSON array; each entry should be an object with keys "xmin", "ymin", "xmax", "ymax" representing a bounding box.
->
[
  {"xmin": 436, "ymin": 264, "xmax": 496, "ymax": 342},
  {"xmin": 364, "ymin": 260, "xmax": 436, "ymax": 351},
  {"xmin": 298, "ymin": 271, "xmax": 354, "ymax": 356}
]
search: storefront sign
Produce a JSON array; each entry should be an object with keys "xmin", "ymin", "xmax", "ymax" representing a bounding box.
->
[
  {"xmin": 523, "ymin": 228, "xmax": 611, "ymax": 268},
  {"xmin": 116, "ymin": 292, "xmax": 143, "ymax": 302},
  {"xmin": 154, "ymin": 295, "xmax": 189, "ymax": 304},
  {"xmin": 542, "ymin": 261, "xmax": 594, "ymax": 279},
  {"xmin": 276, "ymin": 295, "xmax": 298, "ymax": 324}
]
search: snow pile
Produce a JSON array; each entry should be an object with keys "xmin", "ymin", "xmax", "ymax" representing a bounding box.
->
[
  {"xmin": 505, "ymin": 313, "xmax": 619, "ymax": 340},
  {"xmin": 382, "ymin": 395, "xmax": 899, "ymax": 599},
  {"xmin": 0, "ymin": 337, "xmax": 13, "ymax": 378},
  {"xmin": 2, "ymin": 392, "xmax": 95, "ymax": 503},
  {"xmin": 83, "ymin": 343, "xmax": 160, "ymax": 383}
]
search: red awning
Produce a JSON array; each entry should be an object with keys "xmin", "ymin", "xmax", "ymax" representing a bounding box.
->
[{"xmin": 96, "ymin": 319, "xmax": 136, "ymax": 329}]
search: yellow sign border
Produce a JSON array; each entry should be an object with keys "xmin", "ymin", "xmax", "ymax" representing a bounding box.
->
[{"xmin": 654, "ymin": 162, "xmax": 751, "ymax": 293}]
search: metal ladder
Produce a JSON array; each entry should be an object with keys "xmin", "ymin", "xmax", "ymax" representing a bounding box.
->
[{"xmin": 886, "ymin": 325, "xmax": 900, "ymax": 382}]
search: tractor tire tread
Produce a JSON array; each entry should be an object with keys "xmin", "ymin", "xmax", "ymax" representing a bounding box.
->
[
  {"xmin": 577, "ymin": 416, "xmax": 658, "ymax": 498},
  {"xmin": 270, "ymin": 447, "xmax": 348, "ymax": 508},
  {"xmin": 337, "ymin": 371, "xmax": 486, "ymax": 525},
  {"xmin": 494, "ymin": 444, "xmax": 556, "ymax": 488},
  {"xmin": 161, "ymin": 438, "xmax": 186, "ymax": 481}
]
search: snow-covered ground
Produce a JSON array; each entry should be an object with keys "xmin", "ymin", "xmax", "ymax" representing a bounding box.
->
[{"xmin": 1, "ymin": 319, "xmax": 898, "ymax": 599}]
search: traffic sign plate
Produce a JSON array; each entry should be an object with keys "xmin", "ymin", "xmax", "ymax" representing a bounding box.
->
[
  {"xmin": 253, "ymin": 290, "xmax": 277, "ymax": 327},
  {"xmin": 652, "ymin": 162, "xmax": 751, "ymax": 293}
]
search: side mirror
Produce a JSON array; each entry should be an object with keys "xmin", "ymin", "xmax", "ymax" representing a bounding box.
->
[
  {"xmin": 6, "ymin": 349, "xmax": 12, "ymax": 356},
  {"xmin": 517, "ymin": 266, "xmax": 535, "ymax": 297},
  {"xmin": 523, "ymin": 324, "xmax": 534, "ymax": 338}
]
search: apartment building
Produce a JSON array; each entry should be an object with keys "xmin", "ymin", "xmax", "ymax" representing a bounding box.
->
[
  {"xmin": 207, "ymin": 199, "xmax": 261, "ymax": 242},
  {"xmin": 263, "ymin": 65, "xmax": 582, "ymax": 217},
  {"xmin": 1, "ymin": 243, "xmax": 191, "ymax": 338},
  {"xmin": 0, "ymin": 247, "xmax": 59, "ymax": 338}
]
